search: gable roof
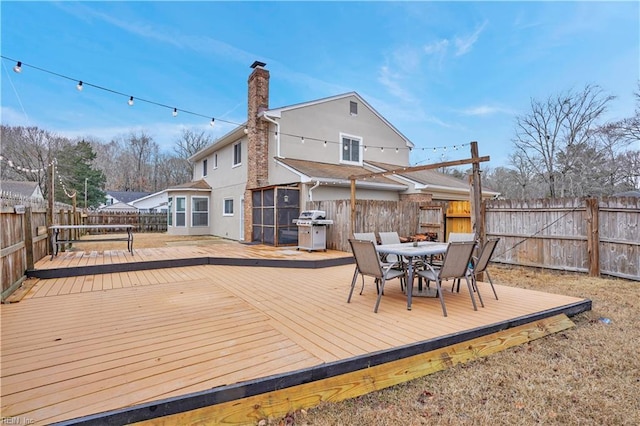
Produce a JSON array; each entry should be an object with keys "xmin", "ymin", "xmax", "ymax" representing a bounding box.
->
[
  {"xmin": 365, "ymin": 160, "xmax": 500, "ymax": 198},
  {"xmin": 166, "ymin": 179, "xmax": 212, "ymax": 191},
  {"xmin": 276, "ymin": 158, "xmax": 406, "ymax": 190},
  {"xmin": 1, "ymin": 180, "xmax": 43, "ymax": 198},
  {"xmin": 106, "ymin": 191, "xmax": 152, "ymax": 204},
  {"xmin": 265, "ymin": 92, "xmax": 414, "ymax": 149}
]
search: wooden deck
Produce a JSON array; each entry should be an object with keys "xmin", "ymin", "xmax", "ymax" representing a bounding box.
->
[{"xmin": 2, "ymin": 243, "xmax": 591, "ymax": 425}]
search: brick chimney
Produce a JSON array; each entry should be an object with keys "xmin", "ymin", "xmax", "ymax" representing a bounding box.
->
[
  {"xmin": 244, "ymin": 61, "xmax": 270, "ymax": 241},
  {"xmin": 246, "ymin": 60, "xmax": 270, "ymax": 188}
]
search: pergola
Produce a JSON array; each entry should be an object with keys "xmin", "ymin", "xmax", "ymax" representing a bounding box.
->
[{"xmin": 348, "ymin": 141, "xmax": 490, "ymax": 243}]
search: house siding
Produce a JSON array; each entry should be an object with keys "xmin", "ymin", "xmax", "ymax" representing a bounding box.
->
[{"xmin": 271, "ymin": 95, "xmax": 411, "ymax": 170}]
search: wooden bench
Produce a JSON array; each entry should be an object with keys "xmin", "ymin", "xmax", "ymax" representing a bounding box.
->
[{"xmin": 49, "ymin": 225, "xmax": 134, "ymax": 260}]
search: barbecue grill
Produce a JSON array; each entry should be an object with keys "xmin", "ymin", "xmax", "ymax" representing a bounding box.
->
[{"xmin": 293, "ymin": 210, "xmax": 334, "ymax": 251}]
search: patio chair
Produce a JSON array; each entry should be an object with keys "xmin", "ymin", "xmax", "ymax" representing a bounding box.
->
[
  {"xmin": 353, "ymin": 232, "xmax": 378, "ymax": 244},
  {"xmin": 463, "ymin": 238, "xmax": 500, "ymax": 300},
  {"xmin": 378, "ymin": 231, "xmax": 403, "ymax": 264},
  {"xmin": 348, "ymin": 239, "xmax": 406, "ymax": 313},
  {"xmin": 447, "ymin": 232, "xmax": 477, "ymax": 243},
  {"xmin": 416, "ymin": 241, "xmax": 481, "ymax": 317}
]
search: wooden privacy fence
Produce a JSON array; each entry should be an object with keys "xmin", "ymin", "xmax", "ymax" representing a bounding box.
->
[
  {"xmin": 307, "ymin": 200, "xmax": 422, "ymax": 252},
  {"xmin": 1, "ymin": 205, "xmax": 49, "ymax": 300},
  {"xmin": 485, "ymin": 196, "xmax": 640, "ymax": 281}
]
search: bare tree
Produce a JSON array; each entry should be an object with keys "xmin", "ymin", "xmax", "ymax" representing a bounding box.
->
[
  {"xmin": 1, "ymin": 125, "xmax": 68, "ymax": 198},
  {"xmin": 512, "ymin": 84, "xmax": 615, "ymax": 197},
  {"xmin": 173, "ymin": 128, "xmax": 213, "ymax": 178}
]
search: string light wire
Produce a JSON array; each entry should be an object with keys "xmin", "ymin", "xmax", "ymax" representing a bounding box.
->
[{"xmin": 1, "ymin": 55, "xmax": 473, "ymax": 163}]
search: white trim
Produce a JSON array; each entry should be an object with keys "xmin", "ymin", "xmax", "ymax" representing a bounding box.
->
[
  {"xmin": 191, "ymin": 196, "xmax": 209, "ymax": 227},
  {"xmin": 232, "ymin": 142, "xmax": 242, "ymax": 167},
  {"xmin": 339, "ymin": 132, "xmax": 363, "ymax": 165},
  {"xmin": 175, "ymin": 196, "xmax": 187, "ymax": 227},
  {"xmin": 223, "ymin": 198, "xmax": 234, "ymax": 216}
]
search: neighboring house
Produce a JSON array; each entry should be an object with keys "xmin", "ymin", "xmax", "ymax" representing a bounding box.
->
[
  {"xmin": 100, "ymin": 201, "xmax": 137, "ymax": 212},
  {"xmin": 104, "ymin": 191, "xmax": 152, "ymax": 207},
  {"xmin": 130, "ymin": 191, "xmax": 168, "ymax": 213},
  {"xmin": 173, "ymin": 61, "xmax": 498, "ymax": 244},
  {"xmin": 0, "ymin": 180, "xmax": 45, "ymax": 199}
]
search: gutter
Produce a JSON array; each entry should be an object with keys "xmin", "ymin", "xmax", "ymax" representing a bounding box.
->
[
  {"xmin": 308, "ymin": 180, "xmax": 320, "ymax": 201},
  {"xmin": 260, "ymin": 113, "xmax": 281, "ymax": 158}
]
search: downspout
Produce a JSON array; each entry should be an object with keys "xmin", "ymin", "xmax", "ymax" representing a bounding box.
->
[
  {"xmin": 261, "ymin": 114, "xmax": 281, "ymax": 158},
  {"xmin": 308, "ymin": 180, "xmax": 320, "ymax": 202}
]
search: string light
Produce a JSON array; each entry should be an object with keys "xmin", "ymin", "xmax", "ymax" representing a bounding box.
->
[
  {"xmin": 1, "ymin": 56, "xmax": 476, "ymax": 158},
  {"xmin": 1, "ymin": 55, "xmax": 243, "ymax": 128}
]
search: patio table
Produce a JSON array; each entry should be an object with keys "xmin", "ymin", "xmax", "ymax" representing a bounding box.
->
[
  {"xmin": 49, "ymin": 224, "xmax": 134, "ymax": 260},
  {"xmin": 376, "ymin": 241, "xmax": 448, "ymax": 310}
]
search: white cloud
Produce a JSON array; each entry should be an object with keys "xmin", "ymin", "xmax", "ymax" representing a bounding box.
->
[
  {"xmin": 424, "ymin": 39, "xmax": 450, "ymax": 55},
  {"xmin": 1, "ymin": 106, "xmax": 31, "ymax": 126},
  {"xmin": 378, "ymin": 65, "xmax": 416, "ymax": 104},
  {"xmin": 459, "ymin": 105, "xmax": 515, "ymax": 117},
  {"xmin": 454, "ymin": 21, "xmax": 488, "ymax": 56}
]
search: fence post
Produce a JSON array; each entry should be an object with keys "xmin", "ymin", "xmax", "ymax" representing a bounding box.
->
[
  {"xmin": 586, "ymin": 197, "xmax": 600, "ymax": 277},
  {"xmin": 24, "ymin": 206, "xmax": 34, "ymax": 270}
]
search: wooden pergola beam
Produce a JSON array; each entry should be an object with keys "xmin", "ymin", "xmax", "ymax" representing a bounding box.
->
[
  {"xmin": 349, "ymin": 143, "xmax": 490, "ymax": 236},
  {"xmin": 348, "ymin": 155, "xmax": 490, "ymax": 181}
]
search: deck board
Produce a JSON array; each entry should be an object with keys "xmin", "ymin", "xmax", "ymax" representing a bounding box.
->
[{"xmin": 2, "ymin": 244, "xmax": 590, "ymax": 425}]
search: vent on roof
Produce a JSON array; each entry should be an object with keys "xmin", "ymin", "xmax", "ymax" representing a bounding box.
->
[{"xmin": 350, "ymin": 101, "xmax": 358, "ymax": 115}]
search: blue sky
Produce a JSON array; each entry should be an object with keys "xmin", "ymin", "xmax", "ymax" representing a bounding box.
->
[{"xmin": 1, "ymin": 1, "xmax": 638, "ymax": 167}]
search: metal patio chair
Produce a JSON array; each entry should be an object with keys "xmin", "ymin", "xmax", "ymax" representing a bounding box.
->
[
  {"xmin": 469, "ymin": 238, "xmax": 500, "ymax": 300},
  {"xmin": 416, "ymin": 240, "xmax": 481, "ymax": 317},
  {"xmin": 348, "ymin": 239, "xmax": 406, "ymax": 313}
]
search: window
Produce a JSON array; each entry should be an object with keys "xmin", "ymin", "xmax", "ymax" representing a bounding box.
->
[
  {"xmin": 167, "ymin": 197, "xmax": 173, "ymax": 226},
  {"xmin": 223, "ymin": 198, "xmax": 234, "ymax": 216},
  {"xmin": 175, "ymin": 197, "xmax": 186, "ymax": 227},
  {"xmin": 341, "ymin": 134, "xmax": 362, "ymax": 164},
  {"xmin": 350, "ymin": 101, "xmax": 358, "ymax": 115},
  {"xmin": 233, "ymin": 142, "xmax": 241, "ymax": 166},
  {"xmin": 213, "ymin": 153, "xmax": 218, "ymax": 169},
  {"xmin": 192, "ymin": 197, "xmax": 209, "ymax": 227},
  {"xmin": 203, "ymin": 159, "xmax": 208, "ymax": 177}
]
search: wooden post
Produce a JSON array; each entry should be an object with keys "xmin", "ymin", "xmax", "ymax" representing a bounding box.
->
[
  {"xmin": 470, "ymin": 142, "xmax": 485, "ymax": 282},
  {"xmin": 586, "ymin": 197, "xmax": 600, "ymax": 277},
  {"xmin": 350, "ymin": 178, "xmax": 356, "ymax": 237},
  {"xmin": 469, "ymin": 141, "xmax": 484, "ymax": 244},
  {"xmin": 24, "ymin": 206, "xmax": 34, "ymax": 270}
]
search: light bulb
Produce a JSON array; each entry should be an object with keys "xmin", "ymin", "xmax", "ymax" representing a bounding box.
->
[
  {"xmin": 172, "ymin": 108, "xmax": 178, "ymax": 117},
  {"xmin": 301, "ymin": 137, "xmax": 305, "ymax": 144},
  {"xmin": 128, "ymin": 96, "xmax": 134, "ymax": 106},
  {"xmin": 210, "ymin": 118, "xmax": 215, "ymax": 127},
  {"xmin": 13, "ymin": 61, "xmax": 22, "ymax": 73},
  {"xmin": 76, "ymin": 81, "xmax": 83, "ymax": 91}
]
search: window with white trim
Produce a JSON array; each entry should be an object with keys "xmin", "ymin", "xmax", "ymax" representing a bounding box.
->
[
  {"xmin": 192, "ymin": 197, "xmax": 209, "ymax": 227},
  {"xmin": 167, "ymin": 197, "xmax": 173, "ymax": 227},
  {"xmin": 175, "ymin": 197, "xmax": 186, "ymax": 227},
  {"xmin": 341, "ymin": 134, "xmax": 362, "ymax": 164},
  {"xmin": 350, "ymin": 101, "xmax": 358, "ymax": 115},
  {"xmin": 203, "ymin": 159, "xmax": 208, "ymax": 177},
  {"xmin": 213, "ymin": 153, "xmax": 218, "ymax": 169},
  {"xmin": 233, "ymin": 143, "xmax": 241, "ymax": 166},
  {"xmin": 223, "ymin": 198, "xmax": 234, "ymax": 216}
]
